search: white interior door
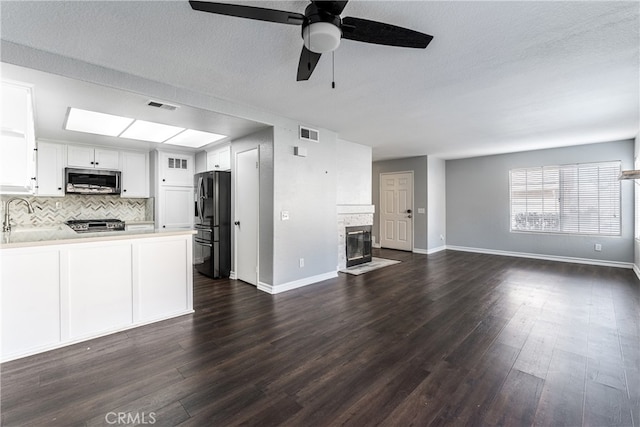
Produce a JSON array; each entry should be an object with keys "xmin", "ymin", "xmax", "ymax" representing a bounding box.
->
[
  {"xmin": 235, "ymin": 148, "xmax": 259, "ymax": 285},
  {"xmin": 380, "ymin": 172, "xmax": 413, "ymax": 251}
]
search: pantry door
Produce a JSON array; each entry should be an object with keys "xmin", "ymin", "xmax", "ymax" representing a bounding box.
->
[{"xmin": 235, "ymin": 148, "xmax": 259, "ymax": 285}]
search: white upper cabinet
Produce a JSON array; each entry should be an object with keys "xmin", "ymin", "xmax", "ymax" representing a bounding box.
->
[
  {"xmin": 1, "ymin": 80, "xmax": 36, "ymax": 194},
  {"xmin": 67, "ymin": 145, "xmax": 120, "ymax": 170},
  {"xmin": 206, "ymin": 145, "xmax": 231, "ymax": 171},
  {"xmin": 120, "ymin": 151, "xmax": 149, "ymax": 198},
  {"xmin": 36, "ymin": 141, "xmax": 66, "ymax": 197},
  {"xmin": 158, "ymin": 151, "xmax": 194, "ymax": 187}
]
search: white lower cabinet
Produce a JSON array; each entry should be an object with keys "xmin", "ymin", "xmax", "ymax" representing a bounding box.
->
[
  {"xmin": 137, "ymin": 238, "xmax": 190, "ymax": 321},
  {"xmin": 1, "ymin": 248, "xmax": 60, "ymax": 357},
  {"xmin": 0, "ymin": 232, "xmax": 194, "ymax": 361},
  {"xmin": 66, "ymin": 242, "xmax": 133, "ymax": 339}
]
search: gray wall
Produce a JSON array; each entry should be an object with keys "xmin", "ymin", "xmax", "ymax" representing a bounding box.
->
[
  {"xmin": 634, "ymin": 136, "xmax": 639, "ymax": 271},
  {"xmin": 272, "ymin": 126, "xmax": 338, "ymax": 285},
  {"xmin": 231, "ymin": 127, "xmax": 274, "ymax": 286},
  {"xmin": 427, "ymin": 156, "xmax": 446, "ymax": 251},
  {"xmin": 372, "ymin": 156, "xmax": 428, "ymax": 251},
  {"xmin": 446, "ymin": 140, "xmax": 635, "ymax": 263}
]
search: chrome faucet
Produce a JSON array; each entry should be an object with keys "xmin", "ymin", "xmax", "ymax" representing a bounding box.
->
[{"xmin": 3, "ymin": 197, "xmax": 35, "ymax": 232}]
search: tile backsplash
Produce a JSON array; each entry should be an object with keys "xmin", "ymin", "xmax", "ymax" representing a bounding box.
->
[{"xmin": 0, "ymin": 195, "xmax": 154, "ymax": 227}]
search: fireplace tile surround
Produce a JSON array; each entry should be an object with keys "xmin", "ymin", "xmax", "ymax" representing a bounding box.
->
[{"xmin": 337, "ymin": 204, "xmax": 375, "ymax": 270}]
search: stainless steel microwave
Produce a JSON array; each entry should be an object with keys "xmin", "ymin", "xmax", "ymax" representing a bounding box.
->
[{"xmin": 65, "ymin": 168, "xmax": 121, "ymax": 195}]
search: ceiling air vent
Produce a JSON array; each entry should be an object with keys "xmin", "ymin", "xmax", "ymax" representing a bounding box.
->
[
  {"xmin": 147, "ymin": 100, "xmax": 179, "ymax": 111},
  {"xmin": 299, "ymin": 126, "xmax": 319, "ymax": 142}
]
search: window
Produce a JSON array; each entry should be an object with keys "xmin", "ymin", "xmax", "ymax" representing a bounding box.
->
[{"xmin": 510, "ymin": 161, "xmax": 621, "ymax": 236}]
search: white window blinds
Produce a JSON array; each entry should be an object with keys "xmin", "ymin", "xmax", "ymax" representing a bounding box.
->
[{"xmin": 510, "ymin": 161, "xmax": 621, "ymax": 236}]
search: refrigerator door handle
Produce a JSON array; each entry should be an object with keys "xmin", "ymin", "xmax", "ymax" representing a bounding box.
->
[
  {"xmin": 194, "ymin": 239, "xmax": 212, "ymax": 247},
  {"xmin": 197, "ymin": 176, "xmax": 205, "ymax": 224}
]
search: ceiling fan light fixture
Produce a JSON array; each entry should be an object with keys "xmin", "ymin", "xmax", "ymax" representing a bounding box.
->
[{"xmin": 303, "ymin": 22, "xmax": 341, "ymax": 53}]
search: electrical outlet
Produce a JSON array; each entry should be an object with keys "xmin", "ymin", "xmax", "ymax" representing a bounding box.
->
[
  {"xmin": 594, "ymin": 243, "xmax": 602, "ymax": 252},
  {"xmin": 440, "ymin": 234, "xmax": 445, "ymax": 241},
  {"xmin": 281, "ymin": 211, "xmax": 290, "ymax": 221},
  {"xmin": 299, "ymin": 258, "xmax": 304, "ymax": 268}
]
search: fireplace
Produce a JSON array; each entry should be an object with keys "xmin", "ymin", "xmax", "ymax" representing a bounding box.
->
[{"xmin": 345, "ymin": 225, "xmax": 372, "ymax": 267}]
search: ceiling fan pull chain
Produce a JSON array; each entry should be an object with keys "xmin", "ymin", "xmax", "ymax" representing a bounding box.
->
[{"xmin": 332, "ymin": 51, "xmax": 336, "ymax": 89}]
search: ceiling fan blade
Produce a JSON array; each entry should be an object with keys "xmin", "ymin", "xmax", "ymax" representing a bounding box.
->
[
  {"xmin": 312, "ymin": 1, "xmax": 349, "ymax": 16},
  {"xmin": 189, "ymin": 1, "xmax": 305, "ymax": 25},
  {"xmin": 297, "ymin": 46, "xmax": 322, "ymax": 81},
  {"xmin": 341, "ymin": 17, "xmax": 433, "ymax": 48}
]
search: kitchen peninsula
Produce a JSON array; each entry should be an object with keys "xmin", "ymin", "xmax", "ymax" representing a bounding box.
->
[{"xmin": 1, "ymin": 227, "xmax": 196, "ymax": 362}]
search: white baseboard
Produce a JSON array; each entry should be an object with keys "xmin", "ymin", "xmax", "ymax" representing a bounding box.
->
[
  {"xmin": 258, "ymin": 271, "xmax": 338, "ymax": 294},
  {"xmin": 426, "ymin": 245, "xmax": 446, "ymax": 255},
  {"xmin": 446, "ymin": 245, "xmax": 634, "ymax": 269},
  {"xmin": 372, "ymin": 243, "xmax": 381, "ymax": 249},
  {"xmin": 634, "ymin": 264, "xmax": 640, "ymax": 281},
  {"xmin": 229, "ymin": 270, "xmax": 236, "ymax": 280},
  {"xmin": 413, "ymin": 248, "xmax": 428, "ymax": 254}
]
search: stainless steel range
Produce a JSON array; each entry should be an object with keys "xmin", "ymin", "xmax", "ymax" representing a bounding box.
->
[{"xmin": 65, "ymin": 219, "xmax": 125, "ymax": 233}]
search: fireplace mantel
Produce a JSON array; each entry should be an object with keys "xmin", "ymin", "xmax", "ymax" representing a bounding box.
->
[{"xmin": 337, "ymin": 204, "xmax": 375, "ymax": 215}]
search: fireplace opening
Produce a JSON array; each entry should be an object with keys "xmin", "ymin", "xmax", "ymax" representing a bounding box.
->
[{"xmin": 346, "ymin": 225, "xmax": 372, "ymax": 267}]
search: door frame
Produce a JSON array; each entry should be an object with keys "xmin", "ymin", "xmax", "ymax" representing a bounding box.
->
[
  {"xmin": 234, "ymin": 147, "xmax": 260, "ymax": 285},
  {"xmin": 379, "ymin": 171, "xmax": 414, "ymax": 251}
]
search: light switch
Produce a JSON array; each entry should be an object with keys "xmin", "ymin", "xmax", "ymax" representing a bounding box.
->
[
  {"xmin": 281, "ymin": 210, "xmax": 290, "ymax": 221},
  {"xmin": 417, "ymin": 208, "xmax": 425, "ymax": 214}
]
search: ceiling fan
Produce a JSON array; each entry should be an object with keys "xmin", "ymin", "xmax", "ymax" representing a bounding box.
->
[{"xmin": 189, "ymin": 0, "xmax": 433, "ymax": 81}]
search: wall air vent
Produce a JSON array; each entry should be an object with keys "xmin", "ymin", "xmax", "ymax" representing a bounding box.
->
[
  {"xmin": 299, "ymin": 125, "xmax": 319, "ymax": 142},
  {"xmin": 147, "ymin": 100, "xmax": 179, "ymax": 111}
]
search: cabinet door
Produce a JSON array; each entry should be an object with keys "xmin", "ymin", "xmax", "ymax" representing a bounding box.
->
[
  {"xmin": 1, "ymin": 81, "xmax": 36, "ymax": 194},
  {"xmin": 1, "ymin": 249, "xmax": 61, "ymax": 360},
  {"xmin": 206, "ymin": 150, "xmax": 219, "ymax": 171},
  {"xmin": 66, "ymin": 243, "xmax": 133, "ymax": 339},
  {"xmin": 159, "ymin": 152, "xmax": 193, "ymax": 186},
  {"xmin": 94, "ymin": 148, "xmax": 120, "ymax": 169},
  {"xmin": 121, "ymin": 151, "xmax": 149, "ymax": 198},
  {"xmin": 217, "ymin": 146, "xmax": 231, "ymax": 171},
  {"xmin": 36, "ymin": 141, "xmax": 65, "ymax": 197},
  {"xmin": 136, "ymin": 237, "xmax": 189, "ymax": 321},
  {"xmin": 67, "ymin": 145, "xmax": 95, "ymax": 168},
  {"xmin": 159, "ymin": 186, "xmax": 194, "ymax": 229}
]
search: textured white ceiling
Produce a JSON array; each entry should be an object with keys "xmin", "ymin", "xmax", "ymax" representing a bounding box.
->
[{"xmin": 1, "ymin": 1, "xmax": 638, "ymax": 160}]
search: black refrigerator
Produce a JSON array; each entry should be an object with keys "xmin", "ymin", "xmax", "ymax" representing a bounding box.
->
[{"xmin": 194, "ymin": 171, "xmax": 231, "ymax": 278}]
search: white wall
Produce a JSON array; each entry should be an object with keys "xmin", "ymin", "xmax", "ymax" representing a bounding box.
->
[
  {"xmin": 427, "ymin": 156, "xmax": 446, "ymax": 252},
  {"xmin": 336, "ymin": 139, "xmax": 372, "ymax": 205}
]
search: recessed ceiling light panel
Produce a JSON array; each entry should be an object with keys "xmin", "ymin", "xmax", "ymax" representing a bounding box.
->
[
  {"xmin": 165, "ymin": 129, "xmax": 227, "ymax": 148},
  {"xmin": 120, "ymin": 120, "xmax": 185, "ymax": 143},
  {"xmin": 65, "ymin": 108, "xmax": 134, "ymax": 137}
]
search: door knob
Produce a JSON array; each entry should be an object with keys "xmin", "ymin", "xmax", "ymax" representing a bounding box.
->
[
  {"xmin": 407, "ymin": 209, "xmax": 412, "ymax": 214},
  {"xmin": 234, "ymin": 221, "xmax": 240, "ymax": 226},
  {"xmin": 408, "ymin": 214, "xmax": 412, "ymax": 218}
]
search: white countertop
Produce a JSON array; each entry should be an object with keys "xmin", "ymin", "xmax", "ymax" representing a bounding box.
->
[{"xmin": 1, "ymin": 224, "xmax": 195, "ymax": 249}]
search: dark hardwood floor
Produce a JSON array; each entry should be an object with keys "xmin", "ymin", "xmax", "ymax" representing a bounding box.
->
[{"xmin": 2, "ymin": 249, "xmax": 639, "ymax": 426}]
